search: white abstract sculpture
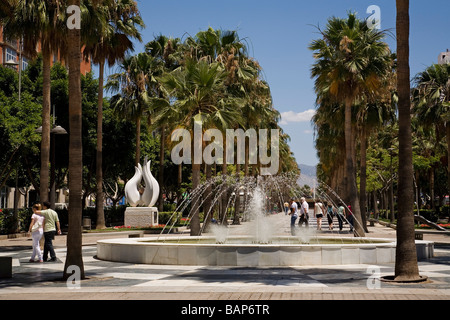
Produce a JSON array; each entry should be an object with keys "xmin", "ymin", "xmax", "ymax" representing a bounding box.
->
[{"xmin": 125, "ymin": 157, "xmax": 160, "ymax": 207}]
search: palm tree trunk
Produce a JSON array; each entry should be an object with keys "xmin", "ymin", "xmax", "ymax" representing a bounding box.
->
[
  {"xmin": 64, "ymin": 0, "xmax": 85, "ymax": 281},
  {"xmin": 244, "ymin": 141, "xmax": 249, "ymax": 176},
  {"xmin": 233, "ymin": 163, "xmax": 241, "ymax": 225},
  {"xmin": 158, "ymin": 125, "xmax": 166, "ymax": 212},
  {"xmin": 344, "ymin": 101, "xmax": 365, "ymax": 237},
  {"xmin": 203, "ymin": 164, "xmax": 213, "ymax": 229},
  {"xmin": 221, "ymin": 142, "xmax": 228, "ymax": 225},
  {"xmin": 96, "ymin": 61, "xmax": 106, "ymax": 229},
  {"xmin": 359, "ymin": 127, "xmax": 369, "ymax": 232},
  {"xmin": 394, "ymin": 0, "xmax": 421, "ymax": 281},
  {"xmin": 135, "ymin": 116, "xmax": 141, "ymax": 167},
  {"xmin": 190, "ymin": 163, "xmax": 201, "ymax": 236},
  {"xmin": 40, "ymin": 45, "xmax": 52, "ymax": 203},
  {"xmin": 177, "ymin": 164, "xmax": 182, "ymax": 202},
  {"xmin": 446, "ymin": 124, "xmax": 450, "ymax": 204},
  {"xmin": 430, "ymin": 168, "xmax": 435, "ymax": 210},
  {"xmin": 373, "ymin": 191, "xmax": 379, "ymax": 219}
]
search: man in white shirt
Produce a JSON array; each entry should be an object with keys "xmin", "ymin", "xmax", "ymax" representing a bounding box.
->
[{"xmin": 299, "ymin": 197, "xmax": 309, "ymax": 227}]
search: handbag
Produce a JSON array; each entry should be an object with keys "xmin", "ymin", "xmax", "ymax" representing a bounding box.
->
[{"xmin": 32, "ymin": 220, "xmax": 42, "ymax": 232}]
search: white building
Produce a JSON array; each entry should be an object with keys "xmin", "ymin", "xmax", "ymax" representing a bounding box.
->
[{"xmin": 438, "ymin": 49, "xmax": 450, "ymax": 65}]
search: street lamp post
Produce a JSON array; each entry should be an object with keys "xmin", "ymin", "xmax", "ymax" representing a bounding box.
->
[
  {"xmin": 36, "ymin": 105, "xmax": 68, "ymax": 209},
  {"xmin": 4, "ymin": 58, "xmax": 21, "ymax": 102}
]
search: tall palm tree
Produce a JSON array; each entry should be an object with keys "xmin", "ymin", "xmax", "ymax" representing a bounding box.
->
[
  {"xmin": 310, "ymin": 13, "xmax": 392, "ymax": 237},
  {"xmin": 82, "ymin": 0, "xmax": 144, "ymax": 229},
  {"xmin": 155, "ymin": 59, "xmax": 244, "ymax": 235},
  {"xmin": 412, "ymin": 63, "xmax": 450, "ymax": 198},
  {"xmin": 145, "ymin": 35, "xmax": 183, "ymax": 212},
  {"xmin": 106, "ymin": 52, "xmax": 161, "ymax": 167},
  {"xmin": 313, "ymin": 103, "xmax": 346, "ymax": 195},
  {"xmin": 394, "ymin": 0, "xmax": 421, "ymax": 282},
  {"xmin": 64, "ymin": 0, "xmax": 84, "ymax": 281},
  {"xmin": 1, "ymin": 0, "xmax": 67, "ymax": 203}
]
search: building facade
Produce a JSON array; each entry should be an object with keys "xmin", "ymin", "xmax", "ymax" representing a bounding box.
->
[
  {"xmin": 438, "ymin": 49, "xmax": 450, "ymax": 65},
  {"xmin": 0, "ymin": 26, "xmax": 91, "ymax": 74}
]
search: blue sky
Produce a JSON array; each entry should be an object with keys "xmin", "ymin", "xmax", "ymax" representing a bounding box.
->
[{"xmin": 101, "ymin": 0, "xmax": 450, "ymax": 167}]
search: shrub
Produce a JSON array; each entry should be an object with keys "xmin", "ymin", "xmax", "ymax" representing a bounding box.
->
[
  {"xmin": 159, "ymin": 212, "xmax": 182, "ymax": 226},
  {"xmin": 0, "ymin": 208, "xmax": 33, "ymax": 235}
]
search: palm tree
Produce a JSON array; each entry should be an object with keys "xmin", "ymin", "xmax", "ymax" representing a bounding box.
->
[
  {"xmin": 1, "ymin": 0, "xmax": 67, "ymax": 203},
  {"xmin": 313, "ymin": 103, "xmax": 346, "ymax": 195},
  {"xmin": 145, "ymin": 35, "xmax": 183, "ymax": 212},
  {"xmin": 310, "ymin": 13, "xmax": 392, "ymax": 237},
  {"xmin": 64, "ymin": 0, "xmax": 84, "ymax": 281},
  {"xmin": 393, "ymin": 0, "xmax": 421, "ymax": 282},
  {"xmin": 156, "ymin": 59, "xmax": 244, "ymax": 235},
  {"xmin": 82, "ymin": 0, "xmax": 144, "ymax": 229},
  {"xmin": 412, "ymin": 63, "xmax": 450, "ymax": 199},
  {"xmin": 106, "ymin": 52, "xmax": 161, "ymax": 167}
]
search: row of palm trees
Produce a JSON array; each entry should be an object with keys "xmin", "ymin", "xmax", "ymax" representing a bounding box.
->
[
  {"xmin": 1, "ymin": 0, "xmax": 145, "ymax": 280},
  {"xmin": 1, "ymin": 1, "xmax": 297, "ymax": 277},
  {"xmin": 311, "ymin": 1, "xmax": 429, "ymax": 281},
  {"xmin": 313, "ymin": 15, "xmax": 450, "ymax": 228},
  {"xmin": 310, "ymin": 12, "xmax": 395, "ymax": 238},
  {"xmin": 106, "ymin": 28, "xmax": 299, "ymax": 236}
]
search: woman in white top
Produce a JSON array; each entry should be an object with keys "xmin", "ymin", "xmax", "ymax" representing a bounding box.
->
[
  {"xmin": 28, "ymin": 204, "xmax": 45, "ymax": 263},
  {"xmin": 314, "ymin": 202, "xmax": 325, "ymax": 231}
]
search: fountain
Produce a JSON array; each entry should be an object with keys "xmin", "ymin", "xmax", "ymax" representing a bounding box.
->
[{"xmin": 97, "ymin": 173, "xmax": 434, "ymax": 266}]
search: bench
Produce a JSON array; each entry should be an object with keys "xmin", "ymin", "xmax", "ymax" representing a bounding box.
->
[{"xmin": 0, "ymin": 257, "xmax": 12, "ymax": 279}]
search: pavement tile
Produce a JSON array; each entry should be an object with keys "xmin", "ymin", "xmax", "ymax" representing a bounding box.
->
[{"xmin": 0, "ymin": 215, "xmax": 450, "ymax": 302}]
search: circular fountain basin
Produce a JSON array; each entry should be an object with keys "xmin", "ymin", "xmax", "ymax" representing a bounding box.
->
[{"xmin": 97, "ymin": 236, "xmax": 434, "ymax": 267}]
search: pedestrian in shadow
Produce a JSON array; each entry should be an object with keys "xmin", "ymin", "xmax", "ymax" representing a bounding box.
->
[
  {"xmin": 35, "ymin": 202, "xmax": 62, "ymax": 262},
  {"xmin": 28, "ymin": 204, "xmax": 44, "ymax": 263}
]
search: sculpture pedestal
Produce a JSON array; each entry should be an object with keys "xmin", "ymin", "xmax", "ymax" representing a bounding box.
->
[{"xmin": 124, "ymin": 207, "xmax": 159, "ymax": 228}]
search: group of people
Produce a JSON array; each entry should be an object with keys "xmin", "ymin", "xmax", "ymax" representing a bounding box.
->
[
  {"xmin": 28, "ymin": 201, "xmax": 62, "ymax": 263},
  {"xmin": 285, "ymin": 199, "xmax": 353, "ymax": 234}
]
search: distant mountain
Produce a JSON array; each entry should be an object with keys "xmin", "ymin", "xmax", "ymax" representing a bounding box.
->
[{"xmin": 297, "ymin": 164, "xmax": 317, "ymax": 188}]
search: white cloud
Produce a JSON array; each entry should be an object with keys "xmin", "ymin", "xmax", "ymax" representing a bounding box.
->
[{"xmin": 280, "ymin": 109, "xmax": 316, "ymax": 125}]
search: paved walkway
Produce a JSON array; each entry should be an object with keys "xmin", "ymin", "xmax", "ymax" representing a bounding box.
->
[{"xmin": 1, "ymin": 212, "xmax": 450, "ymax": 302}]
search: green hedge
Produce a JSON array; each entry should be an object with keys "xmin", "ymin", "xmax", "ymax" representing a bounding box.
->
[
  {"xmin": 0, "ymin": 206, "xmax": 186, "ymax": 234},
  {"xmin": 0, "ymin": 208, "xmax": 33, "ymax": 235}
]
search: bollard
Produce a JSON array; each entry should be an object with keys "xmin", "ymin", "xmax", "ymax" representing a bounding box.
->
[{"xmin": 0, "ymin": 257, "xmax": 12, "ymax": 279}]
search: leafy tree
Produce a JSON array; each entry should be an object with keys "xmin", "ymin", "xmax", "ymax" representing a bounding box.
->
[{"xmin": 310, "ymin": 13, "xmax": 392, "ymax": 237}]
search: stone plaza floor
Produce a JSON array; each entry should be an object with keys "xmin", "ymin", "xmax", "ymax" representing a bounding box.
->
[{"xmin": 1, "ymin": 213, "xmax": 450, "ymax": 302}]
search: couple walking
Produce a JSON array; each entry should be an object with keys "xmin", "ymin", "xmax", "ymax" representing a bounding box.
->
[
  {"xmin": 289, "ymin": 198, "xmax": 309, "ymax": 235},
  {"xmin": 28, "ymin": 202, "xmax": 62, "ymax": 263}
]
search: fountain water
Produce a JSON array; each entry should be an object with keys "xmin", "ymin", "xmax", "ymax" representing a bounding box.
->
[{"xmin": 97, "ymin": 173, "xmax": 434, "ymax": 266}]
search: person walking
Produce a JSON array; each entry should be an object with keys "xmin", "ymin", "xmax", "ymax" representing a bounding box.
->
[
  {"xmin": 28, "ymin": 204, "xmax": 45, "ymax": 263},
  {"xmin": 347, "ymin": 205, "xmax": 354, "ymax": 233},
  {"xmin": 289, "ymin": 199, "xmax": 299, "ymax": 235},
  {"xmin": 337, "ymin": 203, "xmax": 345, "ymax": 231},
  {"xmin": 284, "ymin": 202, "xmax": 290, "ymax": 215},
  {"xmin": 35, "ymin": 202, "xmax": 61, "ymax": 262},
  {"xmin": 314, "ymin": 201, "xmax": 325, "ymax": 230},
  {"xmin": 298, "ymin": 197, "xmax": 309, "ymax": 227},
  {"xmin": 325, "ymin": 202, "xmax": 335, "ymax": 231}
]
